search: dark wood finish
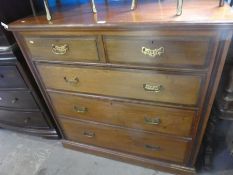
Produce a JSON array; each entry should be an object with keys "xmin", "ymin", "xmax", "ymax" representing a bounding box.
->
[
  {"xmin": 49, "ymin": 91, "xmax": 195, "ymax": 137},
  {"xmin": 59, "ymin": 117, "xmax": 189, "ymax": 163},
  {"xmin": 0, "ymin": 51, "xmax": 58, "ymax": 138},
  {"xmin": 0, "ymin": 66, "xmax": 27, "ymax": 89},
  {"xmin": 0, "ymin": 0, "xmax": 59, "ymax": 138},
  {"xmin": 0, "ymin": 91, "xmax": 38, "ymax": 109},
  {"xmin": 0, "ymin": 109, "xmax": 48, "ymax": 128},
  {"xmin": 8, "ymin": 0, "xmax": 233, "ymax": 174},
  {"xmin": 37, "ymin": 63, "xmax": 203, "ymax": 106}
]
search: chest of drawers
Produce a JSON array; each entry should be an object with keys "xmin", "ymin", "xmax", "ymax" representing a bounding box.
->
[
  {"xmin": 8, "ymin": 0, "xmax": 233, "ymax": 174},
  {"xmin": 0, "ymin": 42, "xmax": 58, "ymax": 137}
]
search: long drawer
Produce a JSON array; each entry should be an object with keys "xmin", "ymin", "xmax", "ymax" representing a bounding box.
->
[
  {"xmin": 24, "ymin": 35, "xmax": 99, "ymax": 62},
  {"xmin": 49, "ymin": 91, "xmax": 195, "ymax": 137},
  {"xmin": 0, "ymin": 109, "xmax": 48, "ymax": 128},
  {"xmin": 37, "ymin": 64, "xmax": 203, "ymax": 106},
  {"xmin": 0, "ymin": 91, "xmax": 38, "ymax": 109},
  {"xmin": 59, "ymin": 117, "xmax": 189, "ymax": 163},
  {"xmin": 104, "ymin": 34, "xmax": 213, "ymax": 68},
  {"xmin": 0, "ymin": 66, "xmax": 26, "ymax": 89}
]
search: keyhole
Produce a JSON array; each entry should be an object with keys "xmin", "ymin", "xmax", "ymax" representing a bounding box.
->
[
  {"xmin": 0, "ymin": 74, "xmax": 4, "ymax": 78},
  {"xmin": 151, "ymin": 41, "xmax": 154, "ymax": 44}
]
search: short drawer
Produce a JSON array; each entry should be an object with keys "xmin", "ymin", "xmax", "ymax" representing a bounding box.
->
[
  {"xmin": 37, "ymin": 64, "xmax": 203, "ymax": 106},
  {"xmin": 104, "ymin": 34, "xmax": 213, "ymax": 68},
  {"xmin": 0, "ymin": 109, "xmax": 48, "ymax": 128},
  {"xmin": 0, "ymin": 66, "xmax": 26, "ymax": 88},
  {"xmin": 24, "ymin": 35, "xmax": 99, "ymax": 62},
  {"xmin": 0, "ymin": 91, "xmax": 38, "ymax": 109},
  {"xmin": 59, "ymin": 117, "xmax": 189, "ymax": 163},
  {"xmin": 49, "ymin": 91, "xmax": 195, "ymax": 137}
]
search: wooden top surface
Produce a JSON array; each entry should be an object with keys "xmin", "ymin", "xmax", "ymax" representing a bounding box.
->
[{"xmin": 8, "ymin": 0, "xmax": 233, "ymax": 31}]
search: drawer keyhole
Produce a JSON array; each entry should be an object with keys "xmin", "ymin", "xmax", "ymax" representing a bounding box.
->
[
  {"xmin": 24, "ymin": 117, "xmax": 31, "ymax": 124},
  {"xmin": 11, "ymin": 98, "xmax": 19, "ymax": 104},
  {"xmin": 0, "ymin": 74, "xmax": 4, "ymax": 78}
]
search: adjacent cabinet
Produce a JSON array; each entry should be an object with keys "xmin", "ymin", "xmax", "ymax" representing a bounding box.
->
[
  {"xmin": 8, "ymin": 0, "xmax": 233, "ymax": 174},
  {"xmin": 0, "ymin": 42, "xmax": 57, "ymax": 137}
]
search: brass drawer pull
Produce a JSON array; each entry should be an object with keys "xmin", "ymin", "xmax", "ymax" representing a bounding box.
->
[
  {"xmin": 144, "ymin": 117, "xmax": 161, "ymax": 125},
  {"xmin": 141, "ymin": 46, "xmax": 164, "ymax": 57},
  {"xmin": 11, "ymin": 98, "xmax": 19, "ymax": 104},
  {"xmin": 143, "ymin": 84, "xmax": 163, "ymax": 93},
  {"xmin": 83, "ymin": 131, "xmax": 95, "ymax": 138},
  {"xmin": 52, "ymin": 44, "xmax": 69, "ymax": 55},
  {"xmin": 74, "ymin": 106, "xmax": 88, "ymax": 113},
  {"xmin": 144, "ymin": 144, "xmax": 161, "ymax": 151},
  {"xmin": 64, "ymin": 77, "xmax": 79, "ymax": 84}
]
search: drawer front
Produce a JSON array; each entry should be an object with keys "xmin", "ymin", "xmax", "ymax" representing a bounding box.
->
[
  {"xmin": 0, "ymin": 91, "xmax": 38, "ymax": 109},
  {"xmin": 0, "ymin": 66, "xmax": 26, "ymax": 88},
  {"xmin": 50, "ymin": 92, "xmax": 195, "ymax": 137},
  {"xmin": 104, "ymin": 35, "xmax": 212, "ymax": 67},
  {"xmin": 25, "ymin": 35, "xmax": 99, "ymax": 62},
  {"xmin": 0, "ymin": 109, "xmax": 48, "ymax": 128},
  {"xmin": 59, "ymin": 117, "xmax": 189, "ymax": 163},
  {"xmin": 38, "ymin": 64, "xmax": 203, "ymax": 106}
]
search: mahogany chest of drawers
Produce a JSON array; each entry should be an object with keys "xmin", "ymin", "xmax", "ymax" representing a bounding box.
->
[{"xmin": 7, "ymin": 0, "xmax": 233, "ymax": 174}]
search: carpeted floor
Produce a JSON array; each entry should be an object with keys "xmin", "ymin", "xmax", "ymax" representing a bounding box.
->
[{"xmin": 0, "ymin": 129, "xmax": 232, "ymax": 175}]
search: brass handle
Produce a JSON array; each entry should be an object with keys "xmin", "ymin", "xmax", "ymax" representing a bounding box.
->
[
  {"xmin": 11, "ymin": 98, "xmax": 19, "ymax": 104},
  {"xmin": 144, "ymin": 144, "xmax": 161, "ymax": 151},
  {"xmin": 144, "ymin": 117, "xmax": 161, "ymax": 125},
  {"xmin": 83, "ymin": 131, "xmax": 95, "ymax": 138},
  {"xmin": 64, "ymin": 77, "xmax": 79, "ymax": 84},
  {"xmin": 74, "ymin": 106, "xmax": 88, "ymax": 113},
  {"xmin": 52, "ymin": 44, "xmax": 69, "ymax": 55},
  {"xmin": 143, "ymin": 84, "xmax": 163, "ymax": 93},
  {"xmin": 142, "ymin": 46, "xmax": 164, "ymax": 57}
]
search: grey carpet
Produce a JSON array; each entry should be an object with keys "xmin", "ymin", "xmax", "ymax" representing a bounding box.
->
[{"xmin": 0, "ymin": 129, "xmax": 232, "ymax": 175}]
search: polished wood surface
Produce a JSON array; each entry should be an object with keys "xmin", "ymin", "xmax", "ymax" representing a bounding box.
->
[
  {"xmin": 49, "ymin": 91, "xmax": 195, "ymax": 137},
  {"xmin": 9, "ymin": 0, "xmax": 233, "ymax": 173},
  {"xmin": 37, "ymin": 63, "xmax": 203, "ymax": 106},
  {"xmin": 25, "ymin": 35, "xmax": 100, "ymax": 62},
  {"xmin": 59, "ymin": 117, "xmax": 189, "ymax": 163},
  {"xmin": 7, "ymin": 0, "xmax": 233, "ymax": 30},
  {"xmin": 104, "ymin": 34, "xmax": 212, "ymax": 67}
]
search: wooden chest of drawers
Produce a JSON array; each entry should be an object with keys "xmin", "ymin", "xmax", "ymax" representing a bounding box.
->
[
  {"xmin": 0, "ymin": 43, "xmax": 58, "ymax": 137},
  {"xmin": 8, "ymin": 0, "xmax": 233, "ymax": 174}
]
